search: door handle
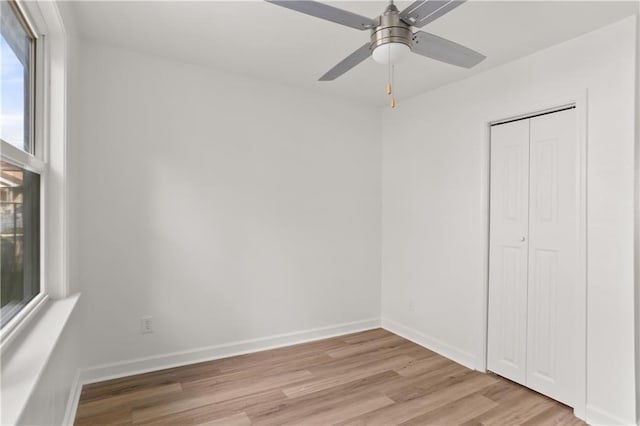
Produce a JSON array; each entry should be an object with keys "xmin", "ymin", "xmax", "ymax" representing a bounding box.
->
[{"xmin": 520, "ymin": 236, "xmax": 526, "ymax": 242}]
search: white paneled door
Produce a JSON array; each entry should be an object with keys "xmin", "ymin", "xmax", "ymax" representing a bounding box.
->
[
  {"xmin": 488, "ymin": 108, "xmax": 578, "ymax": 407},
  {"xmin": 487, "ymin": 119, "xmax": 530, "ymax": 385}
]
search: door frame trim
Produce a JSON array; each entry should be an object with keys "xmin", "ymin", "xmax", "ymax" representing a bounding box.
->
[{"xmin": 478, "ymin": 90, "xmax": 588, "ymax": 420}]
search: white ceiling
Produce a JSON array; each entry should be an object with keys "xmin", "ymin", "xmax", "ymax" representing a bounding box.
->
[{"xmin": 69, "ymin": 1, "xmax": 638, "ymax": 106}]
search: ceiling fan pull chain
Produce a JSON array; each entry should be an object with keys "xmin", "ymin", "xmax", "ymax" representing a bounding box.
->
[
  {"xmin": 390, "ymin": 64, "xmax": 396, "ymax": 109},
  {"xmin": 387, "ymin": 45, "xmax": 393, "ymax": 95}
]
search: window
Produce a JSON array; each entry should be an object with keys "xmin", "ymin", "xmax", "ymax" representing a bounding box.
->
[
  {"xmin": 1, "ymin": 0, "xmax": 35, "ymax": 153},
  {"xmin": 1, "ymin": 0, "xmax": 43, "ymax": 333},
  {"xmin": 0, "ymin": 161, "xmax": 40, "ymax": 327}
]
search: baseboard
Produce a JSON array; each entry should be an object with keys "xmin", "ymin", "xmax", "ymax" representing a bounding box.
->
[
  {"xmin": 573, "ymin": 404, "xmax": 586, "ymax": 422},
  {"xmin": 62, "ymin": 370, "xmax": 82, "ymax": 426},
  {"xmin": 381, "ymin": 317, "xmax": 477, "ymax": 370},
  {"xmin": 61, "ymin": 318, "xmax": 380, "ymax": 423},
  {"xmin": 586, "ymin": 404, "xmax": 636, "ymax": 426},
  {"xmin": 78, "ymin": 317, "xmax": 380, "ymax": 386}
]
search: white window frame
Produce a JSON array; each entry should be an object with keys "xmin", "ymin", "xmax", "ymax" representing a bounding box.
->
[{"xmin": 0, "ymin": 0, "xmax": 68, "ymax": 349}]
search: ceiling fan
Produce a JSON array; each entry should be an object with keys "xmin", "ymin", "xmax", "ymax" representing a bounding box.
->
[{"xmin": 265, "ymin": 0, "xmax": 486, "ymax": 82}]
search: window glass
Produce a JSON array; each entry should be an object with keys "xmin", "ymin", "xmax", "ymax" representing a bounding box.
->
[
  {"xmin": 1, "ymin": 0, "xmax": 34, "ymax": 153},
  {"xmin": 0, "ymin": 160, "xmax": 40, "ymax": 327}
]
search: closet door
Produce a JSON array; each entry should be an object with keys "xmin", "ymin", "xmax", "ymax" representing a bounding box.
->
[
  {"xmin": 526, "ymin": 108, "xmax": 578, "ymax": 406},
  {"xmin": 487, "ymin": 119, "xmax": 530, "ymax": 385}
]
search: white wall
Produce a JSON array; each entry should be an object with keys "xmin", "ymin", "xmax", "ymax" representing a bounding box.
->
[
  {"xmin": 73, "ymin": 42, "xmax": 381, "ymax": 371},
  {"xmin": 381, "ymin": 17, "xmax": 637, "ymax": 425}
]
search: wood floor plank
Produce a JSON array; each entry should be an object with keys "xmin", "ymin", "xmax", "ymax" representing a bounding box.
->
[
  {"xmin": 282, "ymin": 355, "xmax": 413, "ymax": 398},
  {"xmin": 79, "ymin": 362, "xmax": 219, "ymax": 403},
  {"xmin": 194, "ymin": 412, "xmax": 252, "ymax": 426},
  {"xmin": 393, "ymin": 354, "xmax": 457, "ymax": 377},
  {"xmin": 74, "ymin": 409, "xmax": 133, "ymax": 426},
  {"xmin": 308, "ymin": 344, "xmax": 416, "ymax": 378},
  {"xmin": 76, "ymin": 329, "xmax": 584, "ymax": 426},
  {"xmin": 325, "ymin": 334, "xmax": 405, "ymax": 358},
  {"xmin": 470, "ymin": 384, "xmax": 558, "ymax": 426},
  {"xmin": 133, "ymin": 389, "xmax": 285, "ymax": 426},
  {"xmin": 246, "ymin": 372, "xmax": 401, "ymax": 425},
  {"xmin": 520, "ymin": 404, "xmax": 586, "ymax": 426},
  {"xmin": 281, "ymin": 393, "xmax": 394, "ymax": 426},
  {"xmin": 349, "ymin": 373, "xmax": 498, "ymax": 426},
  {"xmin": 182, "ymin": 352, "xmax": 330, "ymax": 392},
  {"xmin": 76, "ymin": 383, "xmax": 183, "ymax": 419},
  {"xmin": 132, "ymin": 370, "xmax": 311, "ymax": 423},
  {"xmin": 398, "ymin": 393, "xmax": 499, "ymax": 425},
  {"xmin": 384, "ymin": 363, "xmax": 475, "ymax": 402},
  {"xmin": 249, "ymin": 389, "xmax": 394, "ymax": 426}
]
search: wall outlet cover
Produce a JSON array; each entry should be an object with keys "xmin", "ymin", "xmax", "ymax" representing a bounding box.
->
[{"xmin": 141, "ymin": 317, "xmax": 153, "ymax": 334}]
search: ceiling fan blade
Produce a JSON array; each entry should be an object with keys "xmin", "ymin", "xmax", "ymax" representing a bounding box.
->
[
  {"xmin": 319, "ymin": 43, "xmax": 371, "ymax": 81},
  {"xmin": 265, "ymin": 1, "xmax": 376, "ymax": 30},
  {"xmin": 400, "ymin": 0, "xmax": 465, "ymax": 28},
  {"xmin": 412, "ymin": 31, "xmax": 485, "ymax": 68}
]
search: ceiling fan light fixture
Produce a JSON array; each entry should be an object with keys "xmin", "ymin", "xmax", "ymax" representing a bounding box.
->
[
  {"xmin": 371, "ymin": 42, "xmax": 411, "ymax": 64},
  {"xmin": 266, "ymin": 0, "xmax": 486, "ymax": 84}
]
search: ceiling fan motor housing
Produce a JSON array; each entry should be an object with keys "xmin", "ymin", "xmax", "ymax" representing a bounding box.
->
[{"xmin": 370, "ymin": 5, "xmax": 412, "ymax": 51}]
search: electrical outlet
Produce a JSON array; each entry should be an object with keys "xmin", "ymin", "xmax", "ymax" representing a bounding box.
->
[
  {"xmin": 409, "ymin": 300, "xmax": 415, "ymax": 312},
  {"xmin": 141, "ymin": 316, "xmax": 153, "ymax": 334}
]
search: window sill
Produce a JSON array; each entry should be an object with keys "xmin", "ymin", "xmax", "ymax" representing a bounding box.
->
[
  {"xmin": 1, "ymin": 293, "xmax": 49, "ymax": 349},
  {"xmin": 0, "ymin": 293, "xmax": 80, "ymax": 425}
]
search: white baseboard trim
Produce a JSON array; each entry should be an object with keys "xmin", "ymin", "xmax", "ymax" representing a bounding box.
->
[
  {"xmin": 573, "ymin": 404, "xmax": 586, "ymax": 422},
  {"xmin": 586, "ymin": 404, "xmax": 636, "ymax": 426},
  {"xmin": 62, "ymin": 318, "xmax": 380, "ymax": 423},
  {"xmin": 62, "ymin": 370, "xmax": 82, "ymax": 426},
  {"xmin": 78, "ymin": 317, "xmax": 380, "ymax": 386},
  {"xmin": 381, "ymin": 317, "xmax": 477, "ymax": 370}
]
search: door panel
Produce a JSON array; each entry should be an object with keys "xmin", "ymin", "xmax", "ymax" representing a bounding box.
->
[
  {"xmin": 526, "ymin": 108, "xmax": 578, "ymax": 406},
  {"xmin": 529, "ymin": 248, "xmax": 558, "ymax": 382},
  {"xmin": 487, "ymin": 119, "xmax": 530, "ymax": 385}
]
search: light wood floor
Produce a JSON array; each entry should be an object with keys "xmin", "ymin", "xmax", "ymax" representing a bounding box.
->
[{"xmin": 75, "ymin": 329, "xmax": 584, "ymax": 425}]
